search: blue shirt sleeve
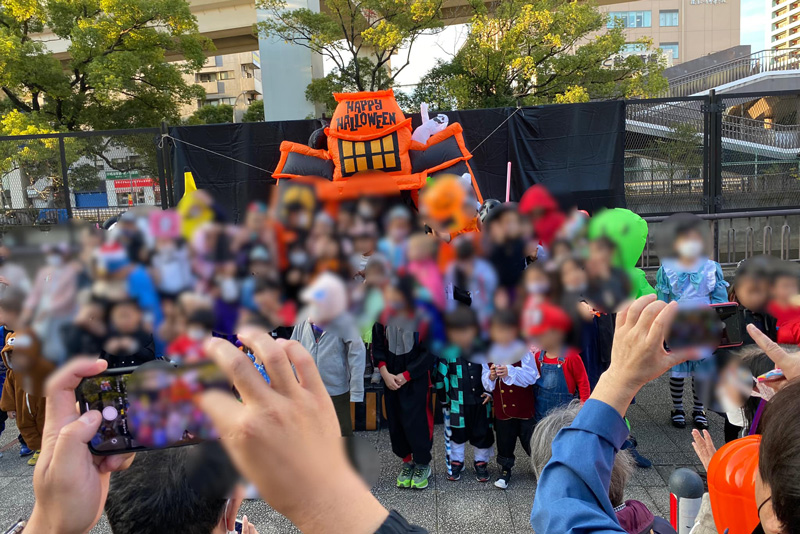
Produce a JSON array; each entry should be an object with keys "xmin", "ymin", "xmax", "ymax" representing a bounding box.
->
[
  {"xmin": 655, "ymin": 266, "xmax": 671, "ymax": 303},
  {"xmin": 127, "ymin": 266, "xmax": 163, "ymax": 327},
  {"xmin": 710, "ymin": 262, "xmax": 730, "ymax": 304},
  {"xmin": 530, "ymin": 399, "xmax": 630, "ymax": 534}
]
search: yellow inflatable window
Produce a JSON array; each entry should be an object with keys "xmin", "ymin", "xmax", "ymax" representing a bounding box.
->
[{"xmin": 338, "ymin": 132, "xmax": 401, "ymax": 177}]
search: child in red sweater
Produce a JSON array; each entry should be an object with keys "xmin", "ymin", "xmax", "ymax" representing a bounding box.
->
[
  {"xmin": 767, "ymin": 263, "xmax": 800, "ymax": 345},
  {"xmin": 525, "ymin": 301, "xmax": 590, "ymax": 422}
]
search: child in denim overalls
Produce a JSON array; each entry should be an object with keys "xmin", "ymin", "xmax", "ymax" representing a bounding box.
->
[{"xmin": 525, "ymin": 302, "xmax": 590, "ymax": 422}]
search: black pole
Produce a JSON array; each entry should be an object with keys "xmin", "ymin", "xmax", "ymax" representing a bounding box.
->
[
  {"xmin": 155, "ymin": 133, "xmax": 169, "ymax": 210},
  {"xmin": 58, "ymin": 137, "xmax": 73, "ymax": 220},
  {"xmin": 160, "ymin": 121, "xmax": 175, "ymax": 207},
  {"xmin": 703, "ymin": 89, "xmax": 725, "ymax": 261}
]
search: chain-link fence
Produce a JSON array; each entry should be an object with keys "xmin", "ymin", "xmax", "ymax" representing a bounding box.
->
[
  {"xmin": 625, "ymin": 89, "xmax": 800, "ymax": 215},
  {"xmin": 0, "ymin": 128, "xmax": 167, "ymax": 228},
  {"xmin": 718, "ymin": 92, "xmax": 800, "ymax": 211},
  {"xmin": 624, "ymin": 97, "xmax": 707, "ymax": 215}
]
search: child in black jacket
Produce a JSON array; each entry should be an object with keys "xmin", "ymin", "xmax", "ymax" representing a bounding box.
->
[{"xmin": 373, "ymin": 276, "xmax": 435, "ymax": 490}]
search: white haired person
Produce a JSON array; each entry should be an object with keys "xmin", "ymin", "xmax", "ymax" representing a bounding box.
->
[
  {"xmin": 530, "ymin": 400, "xmax": 676, "ymax": 534},
  {"xmin": 291, "ymin": 272, "xmax": 366, "ymax": 436}
]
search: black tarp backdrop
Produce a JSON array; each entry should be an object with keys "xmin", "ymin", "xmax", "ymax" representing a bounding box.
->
[{"xmin": 170, "ymin": 101, "xmax": 625, "ymax": 222}]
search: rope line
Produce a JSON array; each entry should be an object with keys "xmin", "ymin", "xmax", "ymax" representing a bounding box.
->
[
  {"xmin": 468, "ymin": 107, "xmax": 522, "ymax": 154},
  {"xmin": 163, "ymin": 106, "xmax": 522, "ymax": 175},
  {"xmin": 162, "ymin": 134, "xmax": 274, "ymax": 175}
]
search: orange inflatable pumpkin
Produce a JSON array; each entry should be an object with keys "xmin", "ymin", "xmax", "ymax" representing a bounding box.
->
[{"xmin": 708, "ymin": 435, "xmax": 761, "ymax": 534}]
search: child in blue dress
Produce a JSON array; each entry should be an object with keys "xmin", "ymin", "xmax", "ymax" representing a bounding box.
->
[{"xmin": 656, "ymin": 214, "xmax": 728, "ymax": 430}]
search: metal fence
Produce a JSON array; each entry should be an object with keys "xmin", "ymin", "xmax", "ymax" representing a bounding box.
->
[
  {"xmin": 624, "ymin": 89, "xmax": 800, "ymax": 216},
  {"xmin": 0, "ymin": 126, "xmax": 171, "ymax": 228},
  {"xmin": 638, "ymin": 209, "xmax": 800, "ymax": 270},
  {"xmin": 2, "ymin": 88, "xmax": 800, "ymax": 227}
]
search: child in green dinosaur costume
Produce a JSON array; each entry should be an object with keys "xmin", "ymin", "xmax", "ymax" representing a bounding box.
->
[
  {"xmin": 586, "ymin": 208, "xmax": 655, "ymax": 468},
  {"xmin": 587, "ymin": 208, "xmax": 656, "ymax": 299}
]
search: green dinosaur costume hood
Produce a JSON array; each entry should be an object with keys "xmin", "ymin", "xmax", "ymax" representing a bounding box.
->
[{"xmin": 587, "ymin": 208, "xmax": 656, "ymax": 299}]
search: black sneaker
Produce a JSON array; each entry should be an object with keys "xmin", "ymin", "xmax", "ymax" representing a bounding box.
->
[
  {"xmin": 692, "ymin": 410, "xmax": 709, "ymax": 430},
  {"xmin": 494, "ymin": 469, "xmax": 511, "ymax": 489},
  {"xmin": 671, "ymin": 409, "xmax": 686, "ymax": 429},
  {"xmin": 447, "ymin": 461, "xmax": 464, "ymax": 481},
  {"xmin": 474, "ymin": 461, "xmax": 490, "ymax": 482}
]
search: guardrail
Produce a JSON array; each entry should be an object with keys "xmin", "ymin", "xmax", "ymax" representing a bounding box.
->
[
  {"xmin": 666, "ymin": 48, "xmax": 800, "ymax": 97},
  {"xmin": 638, "ymin": 208, "xmax": 800, "ymax": 270}
]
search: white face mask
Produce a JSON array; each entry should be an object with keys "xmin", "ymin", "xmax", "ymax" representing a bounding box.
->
[
  {"xmin": 527, "ymin": 281, "xmax": 549, "ymax": 295},
  {"xmin": 46, "ymin": 254, "xmax": 63, "ymax": 267},
  {"xmin": 717, "ymin": 388, "xmax": 746, "ymax": 427},
  {"xmin": 187, "ymin": 327, "xmax": 206, "ymax": 342},
  {"xmin": 219, "ymin": 278, "xmax": 239, "ymax": 303},
  {"xmin": 677, "ymin": 239, "xmax": 704, "ymax": 259}
]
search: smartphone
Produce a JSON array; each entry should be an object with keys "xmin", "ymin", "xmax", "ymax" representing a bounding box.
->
[
  {"xmin": 75, "ymin": 361, "xmax": 231, "ymax": 455},
  {"xmin": 666, "ymin": 302, "xmax": 743, "ymax": 352},
  {"xmin": 235, "ymin": 519, "xmax": 243, "ymax": 533},
  {"xmin": 713, "ymin": 302, "xmax": 744, "ymax": 349}
]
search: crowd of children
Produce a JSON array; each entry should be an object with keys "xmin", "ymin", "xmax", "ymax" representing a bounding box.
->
[{"xmin": 0, "ymin": 181, "xmax": 795, "ymax": 504}]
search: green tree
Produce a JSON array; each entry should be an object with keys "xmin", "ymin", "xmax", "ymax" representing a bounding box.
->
[
  {"xmin": 652, "ymin": 122, "xmax": 703, "ymax": 193},
  {"xmin": 408, "ymin": 0, "xmax": 667, "ymax": 110},
  {"xmin": 0, "ymin": 0, "xmax": 211, "ymax": 213},
  {"xmin": 242, "ymin": 99, "xmax": 265, "ymax": 122},
  {"xmin": 257, "ymin": 0, "xmax": 444, "ymax": 114},
  {"xmin": 185, "ymin": 104, "xmax": 235, "ymax": 125},
  {"xmin": 0, "ymin": 0, "xmax": 211, "ymax": 131}
]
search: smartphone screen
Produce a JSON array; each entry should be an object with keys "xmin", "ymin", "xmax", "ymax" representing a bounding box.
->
[
  {"xmin": 235, "ymin": 519, "xmax": 243, "ymax": 533},
  {"xmin": 666, "ymin": 302, "xmax": 744, "ymax": 352},
  {"xmin": 666, "ymin": 304, "xmax": 723, "ymax": 352},
  {"xmin": 713, "ymin": 302, "xmax": 744, "ymax": 348},
  {"xmin": 76, "ymin": 362, "xmax": 231, "ymax": 455}
]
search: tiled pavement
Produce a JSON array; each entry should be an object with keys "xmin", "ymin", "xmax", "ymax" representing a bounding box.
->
[{"xmin": 0, "ymin": 374, "xmax": 721, "ymax": 533}]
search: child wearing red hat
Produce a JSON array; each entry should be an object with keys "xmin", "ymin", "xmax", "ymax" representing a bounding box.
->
[{"xmin": 526, "ymin": 302, "xmax": 590, "ymax": 422}]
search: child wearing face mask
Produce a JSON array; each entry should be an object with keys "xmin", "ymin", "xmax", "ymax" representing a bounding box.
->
[
  {"xmin": 656, "ymin": 214, "xmax": 729, "ymax": 430},
  {"xmin": 165, "ymin": 308, "xmax": 215, "ymax": 364},
  {"xmin": 377, "ymin": 206, "xmax": 412, "ymax": 270},
  {"xmin": 372, "ymin": 275, "xmax": 436, "ymax": 490}
]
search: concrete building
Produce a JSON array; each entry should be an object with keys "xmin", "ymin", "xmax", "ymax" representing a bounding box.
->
[
  {"xmin": 181, "ymin": 52, "xmax": 263, "ymax": 117},
  {"xmin": 599, "ymin": 0, "xmax": 740, "ymax": 65},
  {"xmin": 768, "ymin": 0, "xmax": 800, "ymax": 50}
]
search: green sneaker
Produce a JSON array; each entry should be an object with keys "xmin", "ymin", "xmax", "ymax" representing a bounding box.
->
[
  {"xmin": 396, "ymin": 464, "xmax": 414, "ymax": 488},
  {"xmin": 410, "ymin": 464, "xmax": 431, "ymax": 489}
]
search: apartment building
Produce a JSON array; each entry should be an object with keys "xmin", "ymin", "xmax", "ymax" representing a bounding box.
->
[
  {"xmin": 181, "ymin": 52, "xmax": 263, "ymax": 117},
  {"xmin": 769, "ymin": 0, "xmax": 800, "ymax": 50},
  {"xmin": 599, "ymin": 0, "xmax": 740, "ymax": 65}
]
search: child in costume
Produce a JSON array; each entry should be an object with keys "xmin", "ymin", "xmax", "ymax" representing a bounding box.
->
[
  {"xmin": 291, "ymin": 272, "xmax": 366, "ymax": 437},
  {"xmin": 481, "ymin": 309, "xmax": 538, "ymax": 489},
  {"xmin": 372, "ymin": 275, "xmax": 436, "ymax": 490},
  {"xmin": 0, "ymin": 329, "xmax": 52, "ymax": 466},
  {"xmin": 656, "ymin": 213, "xmax": 729, "ymax": 430},
  {"xmin": 586, "ymin": 208, "xmax": 656, "ymax": 300},
  {"xmin": 766, "ymin": 260, "xmax": 800, "ymax": 345},
  {"xmin": 435, "ymin": 306, "xmax": 494, "ymax": 483},
  {"xmin": 526, "ymin": 302, "xmax": 590, "ymax": 422}
]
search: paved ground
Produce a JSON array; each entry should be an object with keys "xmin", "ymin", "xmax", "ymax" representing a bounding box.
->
[{"xmin": 0, "ymin": 374, "xmax": 721, "ymax": 533}]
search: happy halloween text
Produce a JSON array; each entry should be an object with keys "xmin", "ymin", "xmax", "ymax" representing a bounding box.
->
[{"xmin": 336, "ymin": 99, "xmax": 397, "ymax": 132}]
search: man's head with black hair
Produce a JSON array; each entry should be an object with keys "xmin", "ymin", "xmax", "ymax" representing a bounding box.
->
[{"xmin": 105, "ymin": 444, "xmax": 242, "ymax": 534}]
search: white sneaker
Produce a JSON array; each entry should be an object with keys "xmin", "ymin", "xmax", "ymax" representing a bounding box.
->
[{"xmin": 494, "ymin": 469, "xmax": 510, "ymax": 489}]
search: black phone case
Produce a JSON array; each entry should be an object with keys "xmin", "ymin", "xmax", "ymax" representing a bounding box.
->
[{"xmin": 76, "ymin": 366, "xmax": 161, "ymax": 456}]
